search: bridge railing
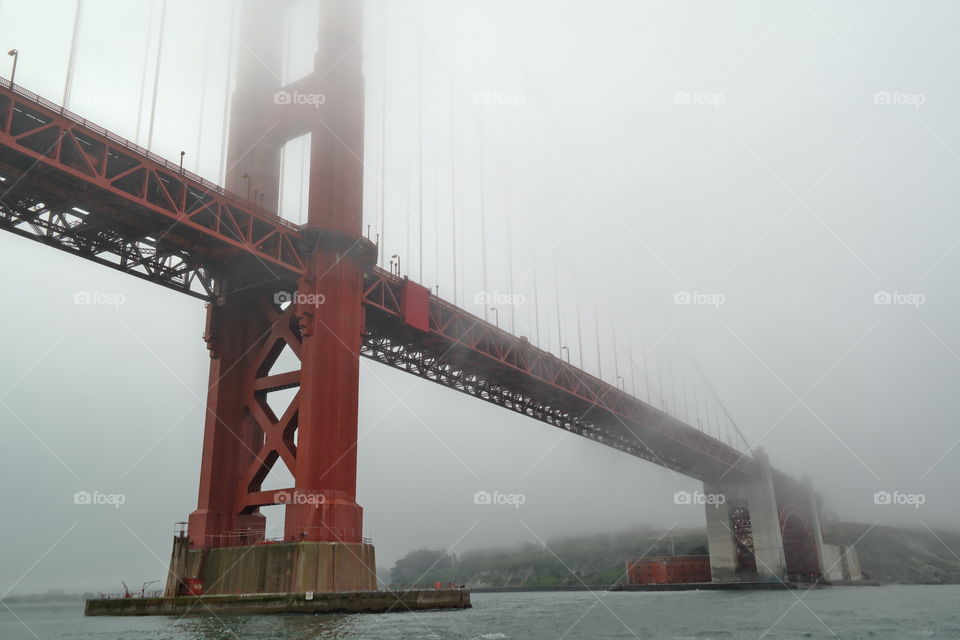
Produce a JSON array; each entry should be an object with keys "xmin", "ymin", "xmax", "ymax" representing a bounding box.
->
[
  {"xmin": 386, "ymin": 583, "xmax": 466, "ymax": 592},
  {"xmin": 0, "ymin": 75, "xmax": 299, "ymax": 231},
  {"xmin": 192, "ymin": 526, "xmax": 372, "ymax": 548}
]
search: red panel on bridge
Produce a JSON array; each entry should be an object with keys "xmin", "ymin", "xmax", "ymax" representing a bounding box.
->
[{"xmin": 401, "ymin": 280, "xmax": 431, "ymax": 332}]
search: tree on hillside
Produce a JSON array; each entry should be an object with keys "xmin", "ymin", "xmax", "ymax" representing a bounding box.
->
[{"xmin": 390, "ymin": 549, "xmax": 456, "ymax": 584}]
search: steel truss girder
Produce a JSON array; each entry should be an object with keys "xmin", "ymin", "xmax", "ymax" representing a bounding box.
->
[
  {"xmin": 0, "ymin": 191, "xmax": 215, "ymax": 299},
  {"xmin": 362, "ymin": 267, "xmax": 757, "ymax": 481},
  {"xmin": 0, "ymin": 82, "xmax": 305, "ymax": 280},
  {"xmin": 360, "ymin": 331, "xmax": 694, "ymax": 475}
]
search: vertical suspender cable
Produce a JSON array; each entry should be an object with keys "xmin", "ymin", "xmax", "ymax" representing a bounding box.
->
[
  {"xmin": 417, "ymin": 19, "xmax": 424, "ymax": 283},
  {"xmin": 506, "ymin": 198, "xmax": 515, "ymax": 334},
  {"xmin": 552, "ymin": 235, "xmax": 562, "ymax": 355},
  {"xmin": 218, "ymin": 0, "xmax": 237, "ymax": 184},
  {"xmin": 531, "ymin": 220, "xmax": 541, "ymax": 347},
  {"xmin": 146, "ymin": 0, "xmax": 167, "ymax": 150},
  {"xmin": 405, "ymin": 123, "xmax": 410, "ymax": 276},
  {"xmin": 612, "ymin": 319, "xmax": 621, "ymax": 389},
  {"xmin": 691, "ymin": 361, "xmax": 703, "ymax": 431},
  {"xmin": 135, "ymin": 2, "xmax": 155, "ymax": 143},
  {"xmin": 478, "ymin": 115, "xmax": 489, "ymax": 321},
  {"xmin": 592, "ymin": 290, "xmax": 603, "ymax": 380},
  {"xmin": 705, "ymin": 388, "xmax": 715, "ymax": 438},
  {"xmin": 62, "ymin": 0, "xmax": 84, "ymax": 109},
  {"xmin": 667, "ymin": 342, "xmax": 678, "ymax": 418},
  {"xmin": 640, "ymin": 332, "xmax": 651, "ymax": 403},
  {"xmin": 679, "ymin": 356, "xmax": 691, "ymax": 424},
  {"xmin": 379, "ymin": 25, "xmax": 388, "ymax": 267},
  {"xmin": 450, "ymin": 76, "xmax": 457, "ymax": 305},
  {"xmin": 195, "ymin": 10, "xmax": 211, "ymax": 173},
  {"xmin": 656, "ymin": 342, "xmax": 665, "ymax": 412},
  {"xmin": 572, "ymin": 253, "xmax": 584, "ymax": 367}
]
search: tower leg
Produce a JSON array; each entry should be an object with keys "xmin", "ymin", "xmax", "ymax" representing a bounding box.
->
[
  {"xmin": 705, "ymin": 451, "xmax": 787, "ymax": 582},
  {"xmin": 174, "ymin": 0, "xmax": 377, "ymax": 594}
]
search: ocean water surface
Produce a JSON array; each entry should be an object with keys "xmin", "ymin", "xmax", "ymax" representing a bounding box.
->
[{"xmin": 1, "ymin": 585, "xmax": 958, "ymax": 639}]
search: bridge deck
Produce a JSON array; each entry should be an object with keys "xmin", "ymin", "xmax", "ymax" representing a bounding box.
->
[{"xmin": 0, "ymin": 78, "xmax": 758, "ymax": 482}]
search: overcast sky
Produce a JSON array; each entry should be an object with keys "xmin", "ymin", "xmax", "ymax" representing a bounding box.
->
[{"xmin": 1, "ymin": 0, "xmax": 959, "ymax": 593}]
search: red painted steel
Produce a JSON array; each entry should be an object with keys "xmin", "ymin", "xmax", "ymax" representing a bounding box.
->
[
  {"xmin": 0, "ymin": 79, "xmax": 305, "ymax": 277},
  {"xmin": 626, "ymin": 555, "xmax": 712, "ymax": 585},
  {"xmin": 401, "ymin": 280, "xmax": 432, "ymax": 332},
  {"xmin": 187, "ymin": 0, "xmax": 369, "ymax": 546}
]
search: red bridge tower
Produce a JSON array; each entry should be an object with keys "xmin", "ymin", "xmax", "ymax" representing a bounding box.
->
[{"xmin": 168, "ymin": 0, "xmax": 378, "ymax": 595}]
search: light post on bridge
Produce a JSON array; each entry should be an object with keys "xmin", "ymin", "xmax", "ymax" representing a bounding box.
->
[
  {"xmin": 391, "ymin": 254, "xmax": 400, "ymax": 276},
  {"xmin": 7, "ymin": 49, "xmax": 18, "ymax": 86},
  {"xmin": 490, "ymin": 307, "xmax": 499, "ymax": 328},
  {"xmin": 241, "ymin": 173, "xmax": 251, "ymax": 200},
  {"xmin": 561, "ymin": 346, "xmax": 570, "ymax": 363}
]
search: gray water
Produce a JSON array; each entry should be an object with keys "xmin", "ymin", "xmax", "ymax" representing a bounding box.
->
[{"xmin": 2, "ymin": 586, "xmax": 958, "ymax": 639}]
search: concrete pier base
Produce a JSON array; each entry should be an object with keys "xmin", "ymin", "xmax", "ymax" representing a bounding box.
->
[
  {"xmin": 85, "ymin": 589, "xmax": 471, "ymax": 616},
  {"xmin": 165, "ymin": 536, "xmax": 377, "ymax": 596}
]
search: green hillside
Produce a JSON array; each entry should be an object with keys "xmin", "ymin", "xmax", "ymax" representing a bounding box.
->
[{"xmin": 389, "ymin": 522, "xmax": 960, "ymax": 587}]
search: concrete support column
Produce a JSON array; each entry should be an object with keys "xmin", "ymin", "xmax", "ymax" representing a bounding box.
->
[
  {"xmin": 704, "ymin": 493, "xmax": 737, "ymax": 582},
  {"xmin": 705, "ymin": 450, "xmax": 786, "ymax": 582}
]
